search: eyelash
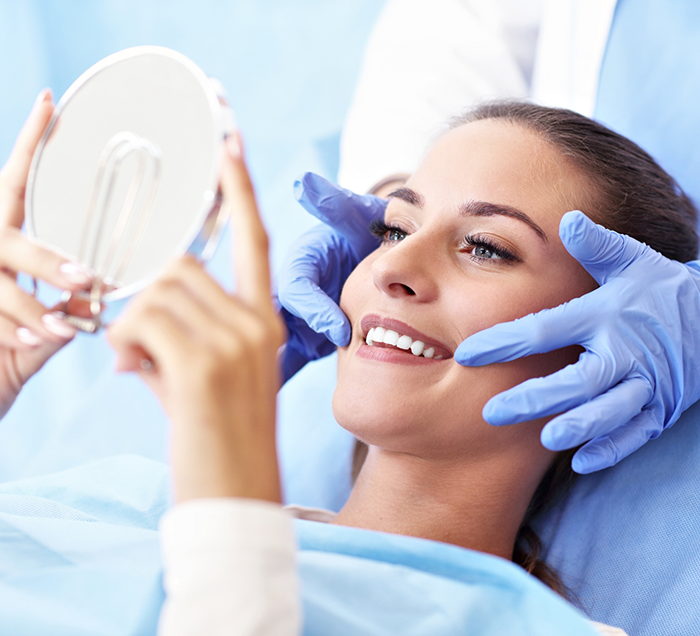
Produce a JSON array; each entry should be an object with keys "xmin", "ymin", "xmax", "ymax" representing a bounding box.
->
[
  {"xmin": 369, "ymin": 220, "xmax": 519, "ymax": 263},
  {"xmin": 369, "ymin": 219, "xmax": 407, "ymax": 243}
]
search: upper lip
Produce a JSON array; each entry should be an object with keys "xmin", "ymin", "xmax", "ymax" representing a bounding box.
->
[{"xmin": 360, "ymin": 314, "xmax": 454, "ymax": 359}]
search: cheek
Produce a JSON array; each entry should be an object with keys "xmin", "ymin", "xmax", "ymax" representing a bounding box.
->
[{"xmin": 338, "ymin": 254, "xmax": 374, "ymax": 322}]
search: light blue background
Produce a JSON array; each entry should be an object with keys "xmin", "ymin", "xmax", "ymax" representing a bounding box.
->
[{"xmin": 0, "ymin": 0, "xmax": 383, "ymax": 505}]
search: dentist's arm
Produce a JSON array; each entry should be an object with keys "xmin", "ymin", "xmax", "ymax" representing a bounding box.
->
[{"xmin": 456, "ymin": 211, "xmax": 700, "ymax": 474}]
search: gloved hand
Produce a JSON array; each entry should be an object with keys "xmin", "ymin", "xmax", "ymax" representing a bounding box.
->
[
  {"xmin": 456, "ymin": 210, "xmax": 700, "ymax": 474},
  {"xmin": 277, "ymin": 173, "xmax": 385, "ymax": 382}
]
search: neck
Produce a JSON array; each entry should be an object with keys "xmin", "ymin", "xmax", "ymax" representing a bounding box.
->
[{"xmin": 333, "ymin": 445, "xmax": 544, "ymax": 561}]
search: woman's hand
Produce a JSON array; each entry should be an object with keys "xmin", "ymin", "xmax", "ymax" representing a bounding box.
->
[
  {"xmin": 108, "ymin": 134, "xmax": 286, "ymax": 504},
  {"xmin": 0, "ymin": 90, "xmax": 95, "ymax": 420}
]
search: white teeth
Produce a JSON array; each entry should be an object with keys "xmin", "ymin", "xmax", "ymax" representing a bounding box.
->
[
  {"xmin": 364, "ymin": 326, "xmax": 444, "ymax": 359},
  {"xmin": 384, "ymin": 330, "xmax": 399, "ymax": 346},
  {"xmin": 410, "ymin": 340, "xmax": 424, "ymax": 356},
  {"xmin": 366, "ymin": 327, "xmax": 375, "ymax": 346},
  {"xmin": 397, "ymin": 335, "xmax": 412, "ymax": 350}
]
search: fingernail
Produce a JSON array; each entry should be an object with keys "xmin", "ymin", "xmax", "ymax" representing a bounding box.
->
[
  {"xmin": 34, "ymin": 88, "xmax": 51, "ymax": 108},
  {"xmin": 226, "ymin": 132, "xmax": 242, "ymax": 159},
  {"xmin": 42, "ymin": 313, "xmax": 77, "ymax": 338},
  {"xmin": 16, "ymin": 327, "xmax": 42, "ymax": 347},
  {"xmin": 59, "ymin": 262, "xmax": 94, "ymax": 285}
]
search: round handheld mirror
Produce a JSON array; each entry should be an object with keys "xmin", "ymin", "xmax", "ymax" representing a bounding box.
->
[{"xmin": 25, "ymin": 46, "xmax": 234, "ymax": 332}]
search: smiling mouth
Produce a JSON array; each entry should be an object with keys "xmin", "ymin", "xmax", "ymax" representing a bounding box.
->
[{"xmin": 365, "ymin": 327, "xmax": 444, "ymax": 360}]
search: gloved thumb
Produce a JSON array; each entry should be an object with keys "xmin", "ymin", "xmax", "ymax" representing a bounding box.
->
[
  {"xmin": 293, "ymin": 172, "xmax": 386, "ymax": 253},
  {"xmin": 559, "ymin": 210, "xmax": 648, "ymax": 285}
]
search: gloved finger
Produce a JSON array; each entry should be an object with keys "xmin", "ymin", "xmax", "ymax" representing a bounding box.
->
[
  {"xmin": 559, "ymin": 210, "xmax": 649, "ymax": 285},
  {"xmin": 482, "ymin": 351, "xmax": 617, "ymax": 425},
  {"xmin": 293, "ymin": 172, "xmax": 385, "ymax": 254},
  {"xmin": 277, "ymin": 226, "xmax": 355, "ymax": 346},
  {"xmin": 540, "ymin": 376, "xmax": 653, "ymax": 450},
  {"xmin": 279, "ymin": 307, "xmax": 339, "ymax": 383},
  {"xmin": 279, "ymin": 273, "xmax": 350, "ymax": 346},
  {"xmin": 455, "ymin": 295, "xmax": 596, "ymax": 366},
  {"xmin": 571, "ymin": 408, "xmax": 659, "ymax": 474}
]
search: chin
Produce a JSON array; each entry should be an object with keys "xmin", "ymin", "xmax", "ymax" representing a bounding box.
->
[
  {"xmin": 332, "ymin": 382, "xmax": 405, "ymax": 444},
  {"xmin": 331, "ymin": 372, "xmax": 481, "ymax": 458}
]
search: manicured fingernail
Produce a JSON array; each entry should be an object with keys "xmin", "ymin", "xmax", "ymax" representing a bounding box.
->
[
  {"xmin": 226, "ymin": 132, "xmax": 242, "ymax": 159},
  {"xmin": 42, "ymin": 313, "xmax": 77, "ymax": 338},
  {"xmin": 16, "ymin": 327, "xmax": 41, "ymax": 346},
  {"xmin": 34, "ymin": 89, "xmax": 51, "ymax": 108},
  {"xmin": 59, "ymin": 262, "xmax": 93, "ymax": 285}
]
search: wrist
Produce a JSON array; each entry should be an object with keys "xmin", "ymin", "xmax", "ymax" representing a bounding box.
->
[
  {"xmin": 170, "ymin": 410, "xmax": 282, "ymax": 504},
  {"xmin": 173, "ymin": 456, "xmax": 282, "ymax": 504}
]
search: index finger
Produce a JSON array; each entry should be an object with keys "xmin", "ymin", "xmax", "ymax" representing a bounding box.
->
[
  {"xmin": 0, "ymin": 90, "xmax": 54, "ymax": 229},
  {"xmin": 219, "ymin": 132, "xmax": 274, "ymax": 314},
  {"xmin": 454, "ymin": 292, "xmax": 597, "ymax": 366}
]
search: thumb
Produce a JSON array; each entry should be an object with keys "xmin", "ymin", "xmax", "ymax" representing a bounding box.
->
[
  {"xmin": 293, "ymin": 172, "xmax": 386, "ymax": 252},
  {"xmin": 559, "ymin": 210, "xmax": 648, "ymax": 284}
]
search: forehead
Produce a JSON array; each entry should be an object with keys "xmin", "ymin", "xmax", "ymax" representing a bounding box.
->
[{"xmin": 408, "ymin": 119, "xmax": 591, "ymax": 233}]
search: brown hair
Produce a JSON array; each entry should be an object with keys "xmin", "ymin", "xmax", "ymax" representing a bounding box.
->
[
  {"xmin": 451, "ymin": 101, "xmax": 698, "ymax": 262},
  {"xmin": 450, "ymin": 101, "xmax": 699, "ymax": 597}
]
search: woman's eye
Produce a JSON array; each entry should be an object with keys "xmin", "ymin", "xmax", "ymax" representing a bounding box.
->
[
  {"xmin": 471, "ymin": 244, "xmax": 500, "ymax": 260},
  {"xmin": 463, "ymin": 234, "xmax": 518, "ymax": 263},
  {"xmin": 385, "ymin": 228, "xmax": 407, "ymax": 242},
  {"xmin": 369, "ymin": 219, "xmax": 408, "ymax": 244}
]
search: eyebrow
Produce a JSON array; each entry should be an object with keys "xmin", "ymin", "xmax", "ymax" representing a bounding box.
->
[{"xmin": 388, "ymin": 187, "xmax": 548, "ymax": 243}]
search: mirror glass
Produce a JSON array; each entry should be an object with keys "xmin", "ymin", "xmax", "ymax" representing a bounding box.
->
[{"xmin": 25, "ymin": 46, "xmax": 229, "ymax": 310}]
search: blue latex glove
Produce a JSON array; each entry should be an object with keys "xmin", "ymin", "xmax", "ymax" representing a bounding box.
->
[
  {"xmin": 277, "ymin": 172, "xmax": 386, "ymax": 382},
  {"xmin": 456, "ymin": 210, "xmax": 700, "ymax": 474}
]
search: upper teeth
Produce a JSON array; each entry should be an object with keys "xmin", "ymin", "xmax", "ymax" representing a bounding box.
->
[{"xmin": 365, "ymin": 327, "xmax": 441, "ymax": 359}]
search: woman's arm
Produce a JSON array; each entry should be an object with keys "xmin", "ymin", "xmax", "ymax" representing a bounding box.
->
[
  {"xmin": 108, "ymin": 134, "xmax": 301, "ymax": 635},
  {"xmin": 0, "ymin": 90, "xmax": 94, "ymax": 420}
]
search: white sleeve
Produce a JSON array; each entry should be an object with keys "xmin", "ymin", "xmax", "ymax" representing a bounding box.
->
[
  {"xmin": 590, "ymin": 621, "xmax": 629, "ymax": 636},
  {"xmin": 338, "ymin": 0, "xmax": 541, "ymax": 194},
  {"xmin": 158, "ymin": 498, "xmax": 301, "ymax": 636}
]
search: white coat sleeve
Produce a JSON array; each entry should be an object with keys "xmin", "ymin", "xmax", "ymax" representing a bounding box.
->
[
  {"xmin": 338, "ymin": 0, "xmax": 541, "ymax": 194},
  {"xmin": 158, "ymin": 498, "xmax": 301, "ymax": 636}
]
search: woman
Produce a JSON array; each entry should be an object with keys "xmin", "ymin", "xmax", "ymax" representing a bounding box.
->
[{"xmin": 0, "ymin": 94, "xmax": 694, "ymax": 635}]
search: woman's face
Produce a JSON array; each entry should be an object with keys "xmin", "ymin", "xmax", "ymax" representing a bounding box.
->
[{"xmin": 334, "ymin": 119, "xmax": 598, "ymax": 464}]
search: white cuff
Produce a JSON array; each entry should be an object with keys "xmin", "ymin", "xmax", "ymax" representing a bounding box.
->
[{"xmin": 158, "ymin": 498, "xmax": 301, "ymax": 636}]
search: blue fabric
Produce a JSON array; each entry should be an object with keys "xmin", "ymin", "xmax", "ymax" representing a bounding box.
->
[
  {"xmin": 296, "ymin": 520, "xmax": 597, "ymax": 636},
  {"xmin": 538, "ymin": 401, "xmax": 700, "ymax": 636},
  {"xmin": 533, "ymin": 3, "xmax": 700, "ymax": 635},
  {"xmin": 0, "ymin": 455, "xmax": 167, "ymax": 635},
  {"xmin": 595, "ymin": 0, "xmax": 700, "ymax": 215},
  {"xmin": 0, "ymin": 455, "xmax": 598, "ymax": 636}
]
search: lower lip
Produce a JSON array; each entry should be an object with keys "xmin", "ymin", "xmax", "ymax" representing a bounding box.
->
[{"xmin": 356, "ymin": 343, "xmax": 447, "ymax": 365}]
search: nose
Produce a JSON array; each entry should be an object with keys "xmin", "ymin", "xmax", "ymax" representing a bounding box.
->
[{"xmin": 371, "ymin": 235, "xmax": 439, "ymax": 302}]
